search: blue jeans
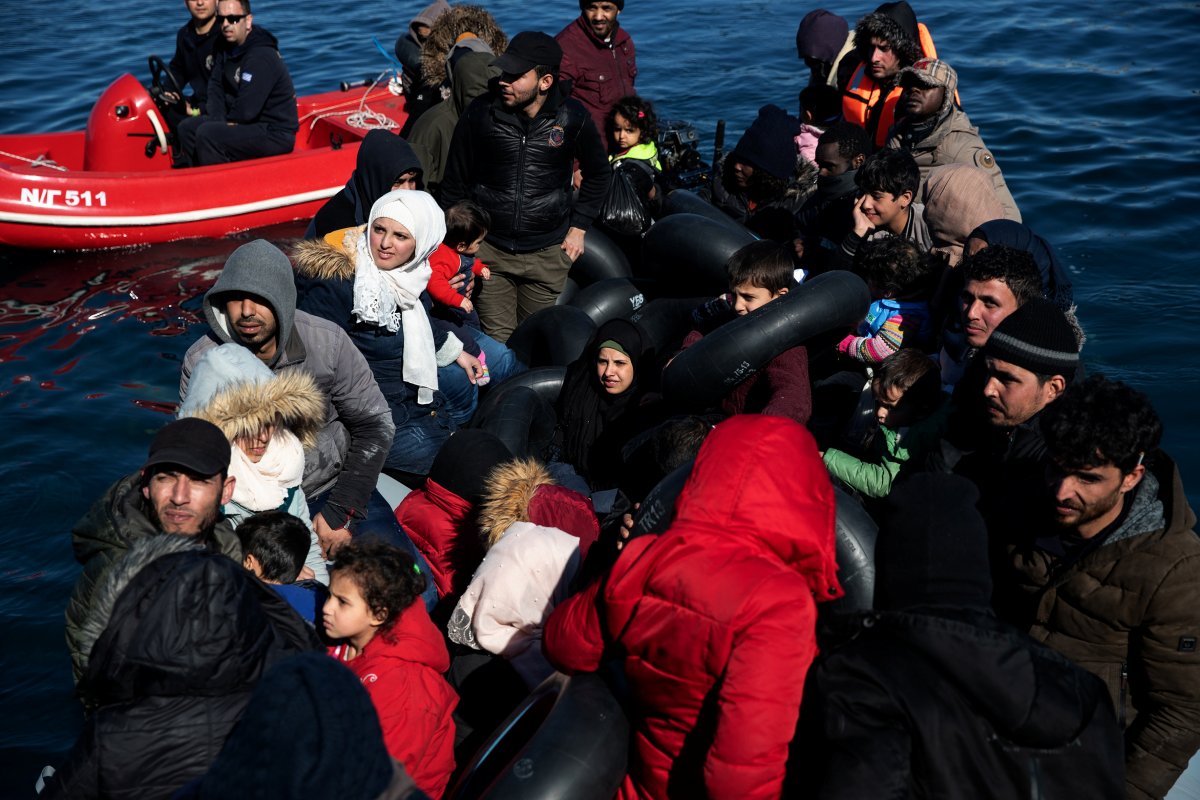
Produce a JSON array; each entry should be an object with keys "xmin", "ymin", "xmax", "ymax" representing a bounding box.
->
[
  {"xmin": 438, "ymin": 330, "xmax": 528, "ymax": 425},
  {"xmin": 385, "ymin": 401, "xmax": 454, "ymax": 476},
  {"xmin": 308, "ymin": 488, "xmax": 439, "ymax": 612}
]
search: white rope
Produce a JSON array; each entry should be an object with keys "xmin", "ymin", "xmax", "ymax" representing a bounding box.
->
[
  {"xmin": 0, "ymin": 149, "xmax": 68, "ymax": 171},
  {"xmin": 304, "ymin": 71, "xmax": 402, "ymax": 132}
]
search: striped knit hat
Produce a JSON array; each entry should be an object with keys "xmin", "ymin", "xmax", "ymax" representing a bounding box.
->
[{"xmin": 983, "ymin": 297, "xmax": 1080, "ymax": 379}]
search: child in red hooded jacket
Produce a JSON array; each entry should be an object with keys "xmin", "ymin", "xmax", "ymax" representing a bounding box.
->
[{"xmin": 325, "ymin": 540, "xmax": 457, "ymax": 797}]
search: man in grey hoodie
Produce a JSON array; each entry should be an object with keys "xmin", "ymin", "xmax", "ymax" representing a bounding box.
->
[{"xmin": 180, "ymin": 239, "xmax": 396, "ymax": 558}]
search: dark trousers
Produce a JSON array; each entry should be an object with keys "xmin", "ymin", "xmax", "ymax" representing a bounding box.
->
[{"xmin": 175, "ymin": 116, "xmax": 293, "ymax": 167}]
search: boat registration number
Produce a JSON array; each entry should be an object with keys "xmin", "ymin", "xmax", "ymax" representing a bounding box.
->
[{"xmin": 20, "ymin": 188, "xmax": 108, "ymax": 207}]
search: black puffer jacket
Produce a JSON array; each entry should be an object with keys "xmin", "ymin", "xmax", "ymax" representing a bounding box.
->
[
  {"xmin": 439, "ymin": 83, "xmax": 610, "ymax": 252},
  {"xmin": 807, "ymin": 607, "xmax": 1125, "ymax": 799},
  {"xmin": 45, "ymin": 536, "xmax": 321, "ymax": 799}
]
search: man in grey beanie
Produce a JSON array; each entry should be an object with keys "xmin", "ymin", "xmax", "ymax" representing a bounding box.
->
[{"xmin": 180, "ymin": 239, "xmax": 396, "ymax": 558}]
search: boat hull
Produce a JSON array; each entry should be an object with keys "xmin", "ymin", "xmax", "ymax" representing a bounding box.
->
[{"xmin": 0, "ymin": 77, "xmax": 407, "ymax": 250}]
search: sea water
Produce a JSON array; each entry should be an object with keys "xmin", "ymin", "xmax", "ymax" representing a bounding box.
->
[{"xmin": 2, "ymin": 0, "xmax": 1198, "ymax": 794}]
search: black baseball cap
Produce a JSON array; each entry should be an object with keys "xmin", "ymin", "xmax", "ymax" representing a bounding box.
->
[
  {"xmin": 492, "ymin": 31, "xmax": 562, "ymax": 75},
  {"xmin": 142, "ymin": 417, "xmax": 232, "ymax": 476}
]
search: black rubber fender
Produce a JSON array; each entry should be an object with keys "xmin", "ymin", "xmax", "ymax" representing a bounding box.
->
[
  {"xmin": 661, "ymin": 270, "xmax": 870, "ymax": 410},
  {"xmin": 628, "ymin": 462, "xmax": 877, "ymax": 611},
  {"xmin": 568, "ymin": 226, "xmax": 633, "ymax": 288},
  {"xmin": 823, "ymin": 486, "xmax": 878, "ymax": 614},
  {"xmin": 449, "ymin": 672, "xmax": 629, "ymax": 800},
  {"xmin": 468, "ymin": 366, "xmax": 566, "ymax": 430},
  {"xmin": 628, "ymin": 295, "xmax": 710, "ymax": 357},
  {"xmin": 471, "ymin": 385, "xmax": 557, "ymax": 461},
  {"xmin": 663, "ymin": 188, "xmax": 752, "ymax": 234},
  {"xmin": 567, "ymin": 277, "xmax": 655, "ymax": 327},
  {"xmin": 506, "ymin": 306, "xmax": 596, "ymax": 369},
  {"xmin": 641, "ymin": 212, "xmax": 755, "ymax": 295}
]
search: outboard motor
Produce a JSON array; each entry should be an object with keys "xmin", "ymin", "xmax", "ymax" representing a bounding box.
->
[{"xmin": 84, "ymin": 74, "xmax": 171, "ymax": 172}]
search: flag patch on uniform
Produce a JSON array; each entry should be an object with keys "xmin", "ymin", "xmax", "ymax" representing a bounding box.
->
[{"xmin": 242, "ymin": 71, "xmax": 254, "ymax": 83}]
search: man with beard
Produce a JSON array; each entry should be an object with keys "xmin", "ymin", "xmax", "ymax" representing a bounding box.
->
[
  {"xmin": 555, "ymin": 1, "xmax": 637, "ymax": 136},
  {"xmin": 999, "ymin": 376, "xmax": 1200, "ymax": 799},
  {"xmin": 161, "ymin": 0, "xmax": 221, "ymax": 131},
  {"xmin": 440, "ymin": 31, "xmax": 610, "ymax": 342},
  {"xmin": 886, "ymin": 58, "xmax": 1021, "ymax": 221},
  {"xmin": 842, "ymin": 1, "xmax": 926, "ymax": 148},
  {"xmin": 65, "ymin": 417, "xmax": 241, "ymax": 682}
]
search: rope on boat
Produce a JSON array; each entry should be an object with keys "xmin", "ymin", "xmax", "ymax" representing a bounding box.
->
[
  {"xmin": 0, "ymin": 149, "xmax": 68, "ymax": 171},
  {"xmin": 302, "ymin": 71, "xmax": 402, "ymax": 132}
]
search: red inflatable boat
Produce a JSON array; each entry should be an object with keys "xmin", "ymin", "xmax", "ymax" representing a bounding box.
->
[{"xmin": 0, "ymin": 73, "xmax": 408, "ymax": 250}]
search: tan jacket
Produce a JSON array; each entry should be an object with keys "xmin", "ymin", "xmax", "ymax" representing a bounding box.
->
[{"xmin": 889, "ymin": 108, "xmax": 1022, "ymax": 223}]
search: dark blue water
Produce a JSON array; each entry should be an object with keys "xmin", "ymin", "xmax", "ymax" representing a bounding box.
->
[{"xmin": 3, "ymin": 1, "xmax": 1199, "ymax": 795}]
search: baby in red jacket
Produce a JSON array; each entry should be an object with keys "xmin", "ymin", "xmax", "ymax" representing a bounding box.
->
[
  {"xmin": 324, "ymin": 540, "xmax": 457, "ymax": 798},
  {"xmin": 428, "ymin": 200, "xmax": 492, "ymax": 319}
]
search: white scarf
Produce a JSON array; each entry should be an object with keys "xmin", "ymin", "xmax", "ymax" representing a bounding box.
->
[
  {"xmin": 350, "ymin": 189, "xmax": 447, "ymax": 405},
  {"xmin": 228, "ymin": 428, "xmax": 306, "ymax": 512}
]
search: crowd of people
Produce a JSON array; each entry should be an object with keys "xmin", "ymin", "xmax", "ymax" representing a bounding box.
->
[{"xmin": 46, "ymin": 1, "xmax": 1199, "ymax": 799}]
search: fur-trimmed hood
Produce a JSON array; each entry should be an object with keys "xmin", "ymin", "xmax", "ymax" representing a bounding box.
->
[
  {"xmin": 477, "ymin": 458, "xmax": 554, "ymax": 548},
  {"xmin": 420, "ymin": 5, "xmax": 508, "ymax": 88},
  {"xmin": 178, "ymin": 343, "xmax": 325, "ymax": 449},
  {"xmin": 854, "ymin": 2, "xmax": 922, "ymax": 68},
  {"xmin": 292, "ymin": 229, "xmax": 360, "ymax": 282},
  {"xmin": 477, "ymin": 458, "xmax": 599, "ymax": 555}
]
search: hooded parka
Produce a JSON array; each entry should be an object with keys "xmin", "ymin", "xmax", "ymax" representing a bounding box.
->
[{"xmin": 544, "ymin": 415, "xmax": 843, "ymax": 799}]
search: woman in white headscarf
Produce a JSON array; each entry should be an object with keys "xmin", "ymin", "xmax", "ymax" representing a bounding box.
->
[{"xmin": 293, "ymin": 189, "xmax": 483, "ymax": 477}]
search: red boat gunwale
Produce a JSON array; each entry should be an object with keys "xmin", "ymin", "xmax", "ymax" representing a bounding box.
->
[{"xmin": 0, "ymin": 78, "xmax": 408, "ymax": 250}]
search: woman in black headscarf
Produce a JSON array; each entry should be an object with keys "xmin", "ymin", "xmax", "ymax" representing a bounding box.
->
[
  {"xmin": 305, "ymin": 129, "xmax": 425, "ymax": 239},
  {"xmin": 966, "ymin": 219, "xmax": 1074, "ymax": 311},
  {"xmin": 553, "ymin": 318, "xmax": 654, "ymax": 491}
]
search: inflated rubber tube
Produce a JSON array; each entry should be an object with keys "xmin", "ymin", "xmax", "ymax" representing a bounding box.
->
[
  {"xmin": 627, "ymin": 464, "xmax": 877, "ymax": 611},
  {"xmin": 663, "ymin": 188, "xmax": 753, "ymax": 234},
  {"xmin": 641, "ymin": 213, "xmax": 755, "ymax": 295},
  {"xmin": 567, "ymin": 277, "xmax": 657, "ymax": 327},
  {"xmin": 568, "ymin": 226, "xmax": 633, "ymax": 288},
  {"xmin": 555, "ymin": 277, "xmax": 579, "ymax": 307},
  {"xmin": 824, "ymin": 486, "xmax": 878, "ymax": 613},
  {"xmin": 662, "ymin": 270, "xmax": 870, "ymax": 410},
  {"xmin": 472, "ymin": 385, "xmax": 557, "ymax": 460},
  {"xmin": 449, "ymin": 672, "xmax": 629, "ymax": 800},
  {"xmin": 468, "ymin": 366, "xmax": 565, "ymax": 429},
  {"xmin": 506, "ymin": 305, "xmax": 596, "ymax": 369},
  {"xmin": 629, "ymin": 295, "xmax": 711, "ymax": 357}
]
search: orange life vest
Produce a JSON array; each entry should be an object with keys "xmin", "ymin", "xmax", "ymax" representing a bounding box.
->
[{"xmin": 842, "ymin": 22, "xmax": 940, "ymax": 148}]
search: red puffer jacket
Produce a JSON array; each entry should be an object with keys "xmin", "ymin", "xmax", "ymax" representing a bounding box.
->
[
  {"xmin": 544, "ymin": 415, "xmax": 843, "ymax": 799},
  {"xmin": 396, "ymin": 478, "xmax": 480, "ymax": 599},
  {"xmin": 333, "ymin": 602, "xmax": 458, "ymax": 797}
]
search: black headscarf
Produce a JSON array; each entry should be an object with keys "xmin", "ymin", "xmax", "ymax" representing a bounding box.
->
[
  {"xmin": 970, "ymin": 219, "xmax": 1074, "ymax": 311},
  {"xmin": 308, "ymin": 130, "xmax": 425, "ymax": 238},
  {"xmin": 555, "ymin": 318, "xmax": 651, "ymax": 488}
]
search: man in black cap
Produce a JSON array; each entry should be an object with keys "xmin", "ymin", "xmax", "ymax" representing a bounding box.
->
[
  {"xmin": 65, "ymin": 417, "xmax": 243, "ymax": 681},
  {"xmin": 556, "ymin": 1, "xmax": 637, "ymax": 136},
  {"xmin": 440, "ymin": 30, "xmax": 611, "ymax": 343}
]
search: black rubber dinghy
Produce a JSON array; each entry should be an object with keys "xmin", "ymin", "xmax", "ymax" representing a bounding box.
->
[
  {"xmin": 449, "ymin": 672, "xmax": 629, "ymax": 800},
  {"xmin": 661, "ymin": 270, "xmax": 869, "ymax": 411}
]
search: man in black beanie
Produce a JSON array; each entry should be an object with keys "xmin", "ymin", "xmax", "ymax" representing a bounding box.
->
[{"xmin": 808, "ymin": 473, "xmax": 1125, "ymax": 799}]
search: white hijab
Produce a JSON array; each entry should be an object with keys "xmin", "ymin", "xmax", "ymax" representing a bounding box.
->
[{"xmin": 350, "ymin": 189, "xmax": 447, "ymax": 405}]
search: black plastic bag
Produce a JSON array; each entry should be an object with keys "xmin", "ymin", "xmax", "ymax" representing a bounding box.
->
[{"xmin": 598, "ymin": 160, "xmax": 655, "ymax": 236}]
